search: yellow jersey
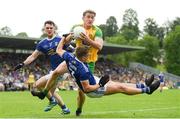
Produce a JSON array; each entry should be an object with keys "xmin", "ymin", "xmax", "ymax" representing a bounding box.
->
[{"xmin": 72, "ymin": 25, "xmax": 103, "ymax": 62}]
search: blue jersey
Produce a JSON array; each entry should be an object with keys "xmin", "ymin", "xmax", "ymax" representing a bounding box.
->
[
  {"xmin": 158, "ymin": 73, "xmax": 164, "ymax": 83},
  {"xmin": 62, "ymin": 51, "xmax": 96, "ymax": 92},
  {"xmin": 36, "ymin": 36, "xmax": 68, "ymax": 70}
]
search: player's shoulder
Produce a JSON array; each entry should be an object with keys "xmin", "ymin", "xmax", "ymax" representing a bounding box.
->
[
  {"xmin": 77, "ymin": 61, "xmax": 89, "ymax": 73},
  {"xmin": 53, "ymin": 35, "xmax": 62, "ymax": 42},
  {"xmin": 54, "ymin": 35, "xmax": 61, "ymax": 39},
  {"xmin": 37, "ymin": 37, "xmax": 48, "ymax": 45},
  {"xmin": 39, "ymin": 35, "xmax": 61, "ymax": 43},
  {"xmin": 92, "ymin": 25, "xmax": 103, "ymax": 38}
]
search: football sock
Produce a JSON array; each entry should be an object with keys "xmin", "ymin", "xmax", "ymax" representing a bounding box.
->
[
  {"xmin": 49, "ymin": 96, "xmax": 55, "ymax": 102},
  {"xmin": 136, "ymin": 83, "xmax": 145, "ymax": 88},
  {"xmin": 141, "ymin": 87, "xmax": 150, "ymax": 93},
  {"xmin": 77, "ymin": 107, "xmax": 82, "ymax": 111},
  {"xmin": 61, "ymin": 105, "xmax": 67, "ymax": 109}
]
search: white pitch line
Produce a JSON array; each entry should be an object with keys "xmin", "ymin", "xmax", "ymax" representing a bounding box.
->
[
  {"xmin": 1, "ymin": 107, "xmax": 179, "ymax": 119},
  {"xmin": 85, "ymin": 106, "xmax": 180, "ymax": 115},
  {"xmin": 1, "ymin": 118, "xmax": 180, "ymax": 119}
]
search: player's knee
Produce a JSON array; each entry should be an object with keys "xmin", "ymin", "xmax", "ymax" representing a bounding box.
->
[
  {"xmin": 52, "ymin": 70, "xmax": 60, "ymax": 77},
  {"xmin": 118, "ymin": 85, "xmax": 128, "ymax": 92},
  {"xmin": 33, "ymin": 83, "xmax": 37, "ymax": 88},
  {"xmin": 34, "ymin": 82, "xmax": 41, "ymax": 89}
]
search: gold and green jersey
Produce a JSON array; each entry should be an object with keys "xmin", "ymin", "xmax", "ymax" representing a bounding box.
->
[{"xmin": 71, "ymin": 24, "xmax": 103, "ymax": 63}]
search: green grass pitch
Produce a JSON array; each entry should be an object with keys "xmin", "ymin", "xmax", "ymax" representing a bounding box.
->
[{"xmin": 0, "ymin": 89, "xmax": 180, "ymax": 118}]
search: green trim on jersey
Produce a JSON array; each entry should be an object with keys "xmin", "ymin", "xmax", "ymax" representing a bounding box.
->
[
  {"xmin": 88, "ymin": 62, "xmax": 95, "ymax": 74},
  {"xmin": 93, "ymin": 25, "xmax": 103, "ymax": 38}
]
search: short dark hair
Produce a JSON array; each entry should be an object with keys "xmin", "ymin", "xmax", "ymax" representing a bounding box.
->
[
  {"xmin": 44, "ymin": 20, "xmax": 56, "ymax": 27},
  {"xmin": 75, "ymin": 46, "xmax": 89, "ymax": 59},
  {"xmin": 43, "ymin": 20, "xmax": 57, "ymax": 30},
  {"xmin": 83, "ymin": 10, "xmax": 96, "ymax": 17}
]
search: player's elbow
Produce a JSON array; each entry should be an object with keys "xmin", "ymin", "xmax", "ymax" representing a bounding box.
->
[
  {"xmin": 94, "ymin": 42, "xmax": 103, "ymax": 50},
  {"xmin": 95, "ymin": 38, "xmax": 103, "ymax": 50},
  {"xmin": 56, "ymin": 48, "xmax": 60, "ymax": 54},
  {"xmin": 56, "ymin": 50, "xmax": 60, "ymax": 55},
  {"xmin": 56, "ymin": 49, "xmax": 63, "ymax": 56},
  {"xmin": 97, "ymin": 45, "xmax": 103, "ymax": 50}
]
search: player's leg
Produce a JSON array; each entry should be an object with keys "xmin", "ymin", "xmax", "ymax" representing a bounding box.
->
[
  {"xmin": 50, "ymin": 86, "xmax": 70, "ymax": 114},
  {"xmin": 105, "ymin": 81, "xmax": 142, "ymax": 95},
  {"xmin": 75, "ymin": 62, "xmax": 94, "ymax": 116},
  {"xmin": 31, "ymin": 61, "xmax": 68, "ymax": 100},
  {"xmin": 33, "ymin": 76, "xmax": 47, "ymax": 90},
  {"xmin": 76, "ymin": 89, "xmax": 85, "ymax": 116},
  {"xmin": 33, "ymin": 76, "xmax": 54, "ymax": 99},
  {"xmin": 43, "ymin": 85, "xmax": 58, "ymax": 112},
  {"xmin": 44, "ymin": 61, "xmax": 68, "ymax": 92},
  {"xmin": 104, "ymin": 79, "xmax": 160, "ymax": 95},
  {"xmin": 32, "ymin": 75, "xmax": 58, "ymax": 111},
  {"xmin": 136, "ymin": 74, "xmax": 155, "ymax": 88}
]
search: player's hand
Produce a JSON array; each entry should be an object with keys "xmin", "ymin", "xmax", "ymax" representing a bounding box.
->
[
  {"xmin": 79, "ymin": 33, "xmax": 91, "ymax": 46},
  {"xmin": 79, "ymin": 32, "xmax": 88, "ymax": 40},
  {"xmin": 13, "ymin": 63, "xmax": 24, "ymax": 71},
  {"xmin": 98, "ymin": 75, "xmax": 110, "ymax": 87},
  {"xmin": 63, "ymin": 33, "xmax": 74, "ymax": 43}
]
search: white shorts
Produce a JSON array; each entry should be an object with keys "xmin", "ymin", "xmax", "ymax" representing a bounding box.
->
[
  {"xmin": 44, "ymin": 71, "xmax": 67, "ymax": 81},
  {"xmin": 86, "ymin": 76, "xmax": 107, "ymax": 98},
  {"xmin": 160, "ymin": 82, "xmax": 165, "ymax": 85}
]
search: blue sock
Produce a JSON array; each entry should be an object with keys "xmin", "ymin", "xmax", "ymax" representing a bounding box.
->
[
  {"xmin": 136, "ymin": 83, "xmax": 145, "ymax": 88},
  {"xmin": 61, "ymin": 105, "xmax": 66, "ymax": 109},
  {"xmin": 141, "ymin": 87, "xmax": 150, "ymax": 93},
  {"xmin": 49, "ymin": 96, "xmax": 55, "ymax": 102}
]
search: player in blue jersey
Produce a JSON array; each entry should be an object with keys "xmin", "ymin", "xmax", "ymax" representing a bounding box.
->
[
  {"xmin": 158, "ymin": 72, "xmax": 164, "ymax": 92},
  {"xmin": 32, "ymin": 36, "xmax": 160, "ymax": 116},
  {"xmin": 13, "ymin": 20, "xmax": 70, "ymax": 114}
]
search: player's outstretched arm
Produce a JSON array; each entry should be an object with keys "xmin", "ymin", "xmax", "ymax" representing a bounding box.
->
[
  {"xmin": 56, "ymin": 37, "xmax": 66, "ymax": 56},
  {"xmin": 56, "ymin": 34, "xmax": 73, "ymax": 56},
  {"xmin": 13, "ymin": 50, "xmax": 41, "ymax": 71}
]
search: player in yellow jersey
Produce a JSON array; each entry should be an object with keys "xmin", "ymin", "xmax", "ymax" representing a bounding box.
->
[
  {"xmin": 71, "ymin": 9, "xmax": 103, "ymax": 116},
  {"xmin": 72, "ymin": 11, "xmax": 103, "ymax": 73},
  {"xmin": 27, "ymin": 72, "xmax": 35, "ymax": 90}
]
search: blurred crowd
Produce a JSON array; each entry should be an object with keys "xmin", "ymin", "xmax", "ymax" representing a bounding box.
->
[
  {"xmin": 0, "ymin": 52, "xmax": 49, "ymax": 91},
  {"xmin": 95, "ymin": 57, "xmax": 175, "ymax": 88},
  {"xmin": 0, "ymin": 53, "xmax": 175, "ymax": 91}
]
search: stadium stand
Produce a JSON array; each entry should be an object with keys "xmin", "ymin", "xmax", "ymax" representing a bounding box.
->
[
  {"xmin": 0, "ymin": 53, "xmax": 176, "ymax": 91},
  {"xmin": 0, "ymin": 52, "xmax": 50, "ymax": 91},
  {"xmin": 0, "ymin": 36, "xmax": 177, "ymax": 91}
]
